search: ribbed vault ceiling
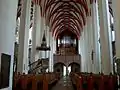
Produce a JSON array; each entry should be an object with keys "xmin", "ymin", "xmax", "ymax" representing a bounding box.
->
[
  {"xmin": 17, "ymin": 0, "xmax": 112, "ymax": 39},
  {"xmin": 33, "ymin": 0, "xmax": 91, "ymax": 39}
]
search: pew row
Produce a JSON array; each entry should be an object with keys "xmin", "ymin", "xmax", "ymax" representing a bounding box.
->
[
  {"xmin": 13, "ymin": 72, "xmax": 60, "ymax": 90},
  {"xmin": 70, "ymin": 72, "xmax": 119, "ymax": 90}
]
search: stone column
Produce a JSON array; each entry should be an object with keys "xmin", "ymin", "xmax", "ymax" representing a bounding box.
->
[
  {"xmin": 112, "ymin": 0, "xmax": 120, "ymax": 59},
  {"xmin": 49, "ymin": 32, "xmax": 54, "ymax": 72},
  {"xmin": 46, "ymin": 26, "xmax": 50, "ymax": 59},
  {"xmin": 91, "ymin": 1, "xmax": 101, "ymax": 73},
  {"xmin": 0, "ymin": 0, "xmax": 18, "ymax": 89},
  {"xmin": 89, "ymin": 5, "xmax": 95, "ymax": 73},
  {"xmin": 31, "ymin": 5, "xmax": 42, "ymax": 63},
  {"xmin": 53, "ymin": 38, "xmax": 56, "ymax": 54},
  {"xmin": 17, "ymin": 0, "xmax": 31, "ymax": 73},
  {"xmin": 48, "ymin": 31, "xmax": 51, "ymax": 72},
  {"xmin": 112, "ymin": 0, "xmax": 120, "ymax": 74},
  {"xmin": 98, "ymin": 0, "xmax": 113, "ymax": 74},
  {"xmin": 83, "ymin": 25, "xmax": 89, "ymax": 72},
  {"xmin": 78, "ymin": 40, "xmax": 83, "ymax": 71},
  {"xmin": 86, "ymin": 17, "xmax": 93, "ymax": 73},
  {"xmin": 79, "ymin": 28, "xmax": 87, "ymax": 72}
]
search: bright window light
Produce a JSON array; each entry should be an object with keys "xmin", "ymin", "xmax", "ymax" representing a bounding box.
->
[
  {"xmin": 112, "ymin": 31, "xmax": 115, "ymax": 41},
  {"xmin": 63, "ymin": 66, "xmax": 66, "ymax": 76},
  {"xmin": 68, "ymin": 66, "xmax": 71, "ymax": 74}
]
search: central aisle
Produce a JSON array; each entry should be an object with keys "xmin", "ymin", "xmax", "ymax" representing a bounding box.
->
[{"xmin": 51, "ymin": 76, "xmax": 74, "ymax": 90}]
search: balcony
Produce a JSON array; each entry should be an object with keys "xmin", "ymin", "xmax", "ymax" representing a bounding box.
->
[{"xmin": 53, "ymin": 54, "xmax": 81, "ymax": 66}]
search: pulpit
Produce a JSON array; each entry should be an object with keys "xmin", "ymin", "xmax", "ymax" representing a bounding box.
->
[{"xmin": 29, "ymin": 31, "xmax": 50, "ymax": 73}]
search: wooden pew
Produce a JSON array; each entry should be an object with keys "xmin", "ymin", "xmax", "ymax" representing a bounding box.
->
[
  {"xmin": 13, "ymin": 73, "xmax": 23, "ymax": 90},
  {"xmin": 13, "ymin": 72, "xmax": 60, "ymax": 90},
  {"xmin": 70, "ymin": 72, "xmax": 84, "ymax": 90},
  {"xmin": 70, "ymin": 72, "xmax": 119, "ymax": 90}
]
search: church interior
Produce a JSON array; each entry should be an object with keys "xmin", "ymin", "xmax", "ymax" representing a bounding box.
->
[{"xmin": 0, "ymin": 0, "xmax": 120, "ymax": 90}]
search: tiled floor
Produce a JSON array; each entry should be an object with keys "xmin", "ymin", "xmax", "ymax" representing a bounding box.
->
[{"xmin": 51, "ymin": 76, "xmax": 74, "ymax": 90}]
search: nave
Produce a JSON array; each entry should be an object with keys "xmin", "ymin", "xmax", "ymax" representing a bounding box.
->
[
  {"xmin": 1, "ymin": 0, "xmax": 120, "ymax": 90},
  {"xmin": 51, "ymin": 76, "xmax": 74, "ymax": 90},
  {"xmin": 13, "ymin": 72, "xmax": 120, "ymax": 90}
]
